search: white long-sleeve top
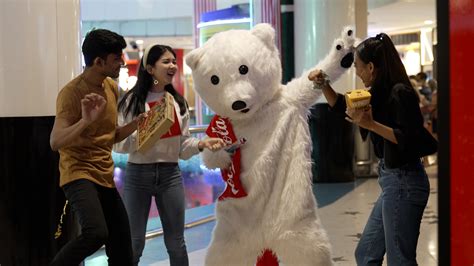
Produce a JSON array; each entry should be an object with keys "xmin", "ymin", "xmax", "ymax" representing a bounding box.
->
[{"xmin": 114, "ymin": 91, "xmax": 201, "ymax": 163}]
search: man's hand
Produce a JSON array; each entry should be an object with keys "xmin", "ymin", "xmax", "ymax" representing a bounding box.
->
[
  {"xmin": 81, "ymin": 93, "xmax": 106, "ymax": 124},
  {"xmin": 198, "ymin": 138, "xmax": 226, "ymax": 152}
]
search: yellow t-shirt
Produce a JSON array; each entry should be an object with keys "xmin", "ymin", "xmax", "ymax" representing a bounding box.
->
[{"xmin": 56, "ymin": 74, "xmax": 118, "ymax": 188}]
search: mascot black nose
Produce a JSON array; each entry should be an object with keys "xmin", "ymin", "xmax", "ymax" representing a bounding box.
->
[
  {"xmin": 232, "ymin": 100, "xmax": 247, "ymax": 110},
  {"xmin": 340, "ymin": 52, "xmax": 354, "ymax": 68}
]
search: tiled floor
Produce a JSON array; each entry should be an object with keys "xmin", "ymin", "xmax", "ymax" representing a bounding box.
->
[
  {"xmin": 318, "ymin": 165, "xmax": 438, "ymax": 266},
  {"xmin": 86, "ymin": 165, "xmax": 438, "ymax": 266}
]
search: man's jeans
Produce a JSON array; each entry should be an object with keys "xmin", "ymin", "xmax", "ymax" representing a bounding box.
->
[
  {"xmin": 50, "ymin": 179, "xmax": 133, "ymax": 266},
  {"xmin": 123, "ymin": 162, "xmax": 188, "ymax": 266},
  {"xmin": 355, "ymin": 159, "xmax": 430, "ymax": 266}
]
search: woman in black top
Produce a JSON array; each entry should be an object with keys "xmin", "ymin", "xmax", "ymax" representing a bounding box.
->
[{"xmin": 309, "ymin": 33, "xmax": 434, "ymax": 265}]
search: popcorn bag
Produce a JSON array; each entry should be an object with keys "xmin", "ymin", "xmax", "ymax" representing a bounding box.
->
[{"xmin": 137, "ymin": 92, "xmax": 175, "ymax": 151}]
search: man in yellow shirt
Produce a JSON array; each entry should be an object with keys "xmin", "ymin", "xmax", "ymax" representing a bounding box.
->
[{"xmin": 50, "ymin": 29, "xmax": 139, "ymax": 265}]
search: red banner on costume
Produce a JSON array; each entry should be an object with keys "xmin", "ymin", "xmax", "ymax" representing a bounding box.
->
[{"xmin": 206, "ymin": 115, "xmax": 247, "ymax": 200}]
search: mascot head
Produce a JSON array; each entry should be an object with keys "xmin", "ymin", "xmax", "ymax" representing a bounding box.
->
[{"xmin": 185, "ymin": 23, "xmax": 282, "ymax": 120}]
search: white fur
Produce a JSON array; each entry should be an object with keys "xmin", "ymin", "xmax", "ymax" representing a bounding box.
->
[
  {"xmin": 201, "ymin": 148, "xmax": 232, "ymax": 170},
  {"xmin": 186, "ymin": 24, "xmax": 355, "ymax": 266}
]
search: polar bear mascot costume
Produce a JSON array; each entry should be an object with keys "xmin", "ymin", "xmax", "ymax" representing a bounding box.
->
[{"xmin": 185, "ymin": 23, "xmax": 355, "ymax": 266}]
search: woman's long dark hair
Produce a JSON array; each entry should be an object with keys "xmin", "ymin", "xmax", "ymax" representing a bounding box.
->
[
  {"xmin": 355, "ymin": 33, "xmax": 416, "ymax": 106},
  {"xmin": 118, "ymin": 44, "xmax": 187, "ymax": 118}
]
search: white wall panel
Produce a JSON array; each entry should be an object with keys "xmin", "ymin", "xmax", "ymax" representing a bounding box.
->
[{"xmin": 0, "ymin": 0, "xmax": 81, "ymax": 117}]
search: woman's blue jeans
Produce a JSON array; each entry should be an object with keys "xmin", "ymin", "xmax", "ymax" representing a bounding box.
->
[
  {"xmin": 355, "ymin": 159, "xmax": 430, "ymax": 266},
  {"xmin": 123, "ymin": 162, "xmax": 188, "ymax": 266}
]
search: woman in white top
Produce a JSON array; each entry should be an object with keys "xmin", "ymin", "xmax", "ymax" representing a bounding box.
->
[{"xmin": 115, "ymin": 44, "xmax": 224, "ymax": 266}]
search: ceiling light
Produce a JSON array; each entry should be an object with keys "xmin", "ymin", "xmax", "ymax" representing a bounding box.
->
[{"xmin": 424, "ymin": 20, "xmax": 434, "ymax": 25}]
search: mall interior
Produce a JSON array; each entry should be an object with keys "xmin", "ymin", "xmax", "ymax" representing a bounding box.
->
[{"xmin": 0, "ymin": 0, "xmax": 473, "ymax": 265}]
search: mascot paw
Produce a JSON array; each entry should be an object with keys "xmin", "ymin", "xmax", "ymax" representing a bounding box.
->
[
  {"xmin": 315, "ymin": 26, "xmax": 355, "ymax": 82},
  {"xmin": 202, "ymin": 149, "xmax": 232, "ymax": 170},
  {"xmin": 341, "ymin": 26, "xmax": 356, "ymax": 47}
]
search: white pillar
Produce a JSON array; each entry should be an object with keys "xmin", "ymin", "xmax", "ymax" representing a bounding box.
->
[
  {"xmin": 252, "ymin": 0, "xmax": 281, "ymax": 52},
  {"xmin": 294, "ymin": 0, "xmax": 357, "ymax": 101},
  {"xmin": 355, "ymin": 0, "xmax": 368, "ymax": 89},
  {"xmin": 192, "ymin": 0, "xmax": 217, "ymax": 125},
  {"xmin": 0, "ymin": 0, "xmax": 82, "ymax": 117}
]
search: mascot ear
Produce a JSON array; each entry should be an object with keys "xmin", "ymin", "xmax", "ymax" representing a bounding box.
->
[
  {"xmin": 185, "ymin": 47, "xmax": 203, "ymax": 70},
  {"xmin": 250, "ymin": 23, "xmax": 276, "ymax": 51}
]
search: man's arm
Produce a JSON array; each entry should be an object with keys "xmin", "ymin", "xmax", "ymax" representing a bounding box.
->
[
  {"xmin": 50, "ymin": 93, "xmax": 106, "ymax": 151},
  {"xmin": 50, "ymin": 117, "xmax": 90, "ymax": 151}
]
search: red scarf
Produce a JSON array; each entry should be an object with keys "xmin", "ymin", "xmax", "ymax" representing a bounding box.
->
[
  {"xmin": 207, "ymin": 115, "xmax": 279, "ymax": 265},
  {"xmin": 206, "ymin": 115, "xmax": 247, "ymax": 200}
]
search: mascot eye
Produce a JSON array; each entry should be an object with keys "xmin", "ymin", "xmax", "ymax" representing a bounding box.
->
[
  {"xmin": 211, "ymin": 75, "xmax": 220, "ymax": 85},
  {"xmin": 239, "ymin": 65, "xmax": 249, "ymax": 75},
  {"xmin": 347, "ymin": 30, "xmax": 353, "ymax": 36},
  {"xmin": 336, "ymin": 44, "xmax": 342, "ymax": 50}
]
